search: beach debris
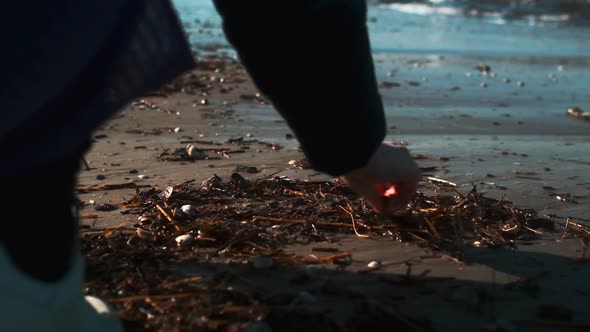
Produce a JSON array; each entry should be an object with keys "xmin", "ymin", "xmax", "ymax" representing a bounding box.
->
[
  {"xmin": 475, "ymin": 64, "xmax": 491, "ymax": 73},
  {"xmin": 175, "ymin": 234, "xmax": 195, "ymax": 247},
  {"xmin": 426, "ymin": 176, "xmax": 457, "ymax": 187},
  {"xmin": 367, "ymin": 261, "xmax": 382, "ymax": 270},
  {"xmin": 288, "ymin": 159, "xmax": 311, "ymax": 169},
  {"xmin": 566, "ymin": 106, "xmax": 590, "ymax": 121},
  {"xmin": 232, "ymin": 165, "xmax": 260, "ymax": 174},
  {"xmin": 94, "ymin": 203, "xmax": 118, "ymax": 212},
  {"xmin": 551, "ymin": 193, "xmax": 579, "ymax": 204},
  {"xmin": 81, "ymin": 174, "xmax": 561, "ymax": 331},
  {"xmin": 186, "ymin": 144, "xmax": 207, "ymax": 160},
  {"xmin": 180, "ymin": 204, "xmax": 193, "ymax": 214},
  {"xmin": 137, "ymin": 174, "xmax": 149, "ymax": 180},
  {"xmin": 75, "ymin": 182, "xmax": 145, "ymax": 192}
]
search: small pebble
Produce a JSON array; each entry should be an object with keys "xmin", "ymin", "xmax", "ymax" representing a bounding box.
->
[
  {"xmin": 96, "ymin": 174, "xmax": 106, "ymax": 180},
  {"xmin": 137, "ymin": 174, "xmax": 149, "ymax": 179},
  {"xmin": 174, "ymin": 127, "xmax": 182, "ymax": 133},
  {"xmin": 175, "ymin": 234, "xmax": 195, "ymax": 247},
  {"xmin": 516, "ymin": 81, "xmax": 525, "ymax": 87}
]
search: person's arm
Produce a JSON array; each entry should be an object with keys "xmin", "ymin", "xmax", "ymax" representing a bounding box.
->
[
  {"xmin": 213, "ymin": 0, "xmax": 384, "ymax": 176},
  {"xmin": 213, "ymin": 0, "xmax": 421, "ymax": 212}
]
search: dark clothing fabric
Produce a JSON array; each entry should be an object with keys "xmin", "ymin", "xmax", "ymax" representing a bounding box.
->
[
  {"xmin": 0, "ymin": 144, "xmax": 87, "ymax": 283},
  {"xmin": 1, "ymin": 0, "xmax": 386, "ymax": 281},
  {"xmin": 213, "ymin": 0, "xmax": 386, "ymax": 176},
  {"xmin": 0, "ymin": 0, "xmax": 194, "ymax": 177},
  {"xmin": 0, "ymin": 0, "xmax": 194, "ymax": 281}
]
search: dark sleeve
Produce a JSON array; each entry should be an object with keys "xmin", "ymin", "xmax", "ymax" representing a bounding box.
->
[{"xmin": 213, "ymin": 0, "xmax": 386, "ymax": 176}]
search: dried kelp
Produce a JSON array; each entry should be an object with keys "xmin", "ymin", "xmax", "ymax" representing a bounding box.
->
[{"xmin": 81, "ymin": 174, "xmax": 563, "ymax": 331}]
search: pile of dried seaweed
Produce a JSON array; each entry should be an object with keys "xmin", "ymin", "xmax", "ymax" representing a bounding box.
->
[{"xmin": 81, "ymin": 173, "xmax": 587, "ymax": 331}]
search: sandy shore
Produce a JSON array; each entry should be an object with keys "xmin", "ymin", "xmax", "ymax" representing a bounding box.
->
[{"xmin": 77, "ymin": 54, "xmax": 589, "ymax": 331}]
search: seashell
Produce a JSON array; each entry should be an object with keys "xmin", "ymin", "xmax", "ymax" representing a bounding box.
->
[
  {"xmin": 174, "ymin": 127, "xmax": 182, "ymax": 133},
  {"xmin": 186, "ymin": 144, "xmax": 206, "ymax": 159},
  {"xmin": 137, "ymin": 174, "xmax": 149, "ymax": 179},
  {"xmin": 136, "ymin": 228, "xmax": 153, "ymax": 240},
  {"xmin": 137, "ymin": 215, "xmax": 152, "ymax": 224},
  {"xmin": 202, "ymin": 174, "xmax": 225, "ymax": 190},
  {"xmin": 180, "ymin": 205, "xmax": 193, "ymax": 214},
  {"xmin": 175, "ymin": 234, "xmax": 195, "ymax": 247},
  {"xmin": 367, "ymin": 261, "xmax": 382, "ymax": 269}
]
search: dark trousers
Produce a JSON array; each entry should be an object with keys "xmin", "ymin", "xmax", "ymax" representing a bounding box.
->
[{"xmin": 0, "ymin": 145, "xmax": 86, "ymax": 282}]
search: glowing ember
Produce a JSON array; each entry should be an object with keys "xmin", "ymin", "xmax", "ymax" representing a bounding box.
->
[{"xmin": 383, "ymin": 185, "xmax": 397, "ymax": 197}]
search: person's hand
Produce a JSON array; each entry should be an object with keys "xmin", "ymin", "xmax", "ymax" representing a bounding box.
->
[{"xmin": 340, "ymin": 142, "xmax": 422, "ymax": 214}]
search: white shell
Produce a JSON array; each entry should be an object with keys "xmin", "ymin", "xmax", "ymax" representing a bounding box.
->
[
  {"xmin": 174, "ymin": 127, "xmax": 182, "ymax": 133},
  {"xmin": 175, "ymin": 234, "xmax": 195, "ymax": 246},
  {"xmin": 137, "ymin": 174, "xmax": 149, "ymax": 179},
  {"xmin": 186, "ymin": 144, "xmax": 206, "ymax": 159},
  {"xmin": 368, "ymin": 261, "xmax": 382, "ymax": 269},
  {"xmin": 85, "ymin": 296, "xmax": 116, "ymax": 316},
  {"xmin": 252, "ymin": 255, "xmax": 273, "ymax": 269},
  {"xmin": 180, "ymin": 205, "xmax": 193, "ymax": 214},
  {"xmin": 288, "ymin": 160, "xmax": 298, "ymax": 166}
]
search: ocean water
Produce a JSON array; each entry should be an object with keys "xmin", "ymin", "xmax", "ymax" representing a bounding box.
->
[
  {"xmin": 172, "ymin": 0, "xmax": 590, "ymax": 133},
  {"xmin": 172, "ymin": 0, "xmax": 590, "ymax": 56}
]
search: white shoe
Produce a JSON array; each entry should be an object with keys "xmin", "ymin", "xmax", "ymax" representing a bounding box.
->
[{"xmin": 0, "ymin": 245, "xmax": 124, "ymax": 332}]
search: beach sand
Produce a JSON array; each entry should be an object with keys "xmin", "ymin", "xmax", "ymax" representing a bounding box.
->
[{"xmin": 77, "ymin": 53, "xmax": 589, "ymax": 331}]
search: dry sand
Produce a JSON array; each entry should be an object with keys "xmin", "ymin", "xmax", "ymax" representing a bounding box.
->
[{"xmin": 77, "ymin": 56, "xmax": 590, "ymax": 332}]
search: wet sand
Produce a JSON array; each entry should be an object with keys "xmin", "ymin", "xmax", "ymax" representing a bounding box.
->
[{"xmin": 77, "ymin": 53, "xmax": 589, "ymax": 331}]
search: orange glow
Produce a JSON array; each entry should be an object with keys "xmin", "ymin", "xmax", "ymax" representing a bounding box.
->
[{"xmin": 383, "ymin": 185, "xmax": 397, "ymax": 197}]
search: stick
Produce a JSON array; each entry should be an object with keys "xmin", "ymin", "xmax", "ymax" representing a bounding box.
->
[
  {"xmin": 76, "ymin": 182, "xmax": 149, "ymax": 192},
  {"xmin": 156, "ymin": 204, "xmax": 182, "ymax": 231},
  {"xmin": 338, "ymin": 205, "xmax": 369, "ymax": 238},
  {"xmin": 427, "ymin": 176, "xmax": 457, "ymax": 187},
  {"xmin": 110, "ymin": 292, "xmax": 200, "ymax": 303},
  {"xmin": 423, "ymin": 217, "xmax": 441, "ymax": 239}
]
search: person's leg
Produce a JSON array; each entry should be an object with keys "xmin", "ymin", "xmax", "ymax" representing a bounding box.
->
[
  {"xmin": 0, "ymin": 143, "xmax": 86, "ymax": 282},
  {"xmin": 0, "ymin": 143, "xmax": 124, "ymax": 331}
]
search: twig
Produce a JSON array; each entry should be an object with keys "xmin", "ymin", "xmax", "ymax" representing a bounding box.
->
[
  {"xmin": 156, "ymin": 204, "xmax": 182, "ymax": 231},
  {"xmin": 76, "ymin": 182, "xmax": 149, "ymax": 192},
  {"xmin": 110, "ymin": 292, "xmax": 200, "ymax": 303},
  {"xmin": 427, "ymin": 176, "xmax": 457, "ymax": 187},
  {"xmin": 338, "ymin": 204, "xmax": 369, "ymax": 238},
  {"xmin": 423, "ymin": 217, "xmax": 441, "ymax": 239}
]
